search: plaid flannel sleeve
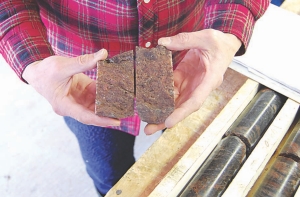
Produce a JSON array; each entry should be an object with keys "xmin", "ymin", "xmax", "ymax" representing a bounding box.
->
[
  {"xmin": 0, "ymin": 0, "xmax": 54, "ymax": 82},
  {"xmin": 204, "ymin": 0, "xmax": 270, "ymax": 55}
]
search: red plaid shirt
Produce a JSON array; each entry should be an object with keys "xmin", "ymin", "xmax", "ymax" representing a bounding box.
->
[{"xmin": 0, "ymin": 0, "xmax": 269, "ymax": 135}]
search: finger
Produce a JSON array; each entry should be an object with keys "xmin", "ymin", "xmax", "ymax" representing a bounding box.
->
[
  {"xmin": 165, "ymin": 101, "xmax": 199, "ymax": 129},
  {"xmin": 78, "ymin": 110, "xmax": 120, "ymax": 127},
  {"xmin": 144, "ymin": 123, "xmax": 166, "ymax": 135},
  {"xmin": 64, "ymin": 49, "xmax": 108, "ymax": 76},
  {"xmin": 58, "ymin": 100, "xmax": 120, "ymax": 127},
  {"xmin": 165, "ymin": 79, "xmax": 213, "ymax": 128},
  {"xmin": 158, "ymin": 30, "xmax": 215, "ymax": 51}
]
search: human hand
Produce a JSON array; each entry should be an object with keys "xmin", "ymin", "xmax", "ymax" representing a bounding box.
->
[
  {"xmin": 22, "ymin": 49, "xmax": 121, "ymax": 127},
  {"xmin": 144, "ymin": 29, "xmax": 242, "ymax": 135}
]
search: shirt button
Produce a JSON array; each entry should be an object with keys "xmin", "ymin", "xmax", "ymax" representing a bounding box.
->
[
  {"xmin": 144, "ymin": 0, "xmax": 150, "ymax": 3},
  {"xmin": 145, "ymin": 42, "xmax": 151, "ymax": 48}
]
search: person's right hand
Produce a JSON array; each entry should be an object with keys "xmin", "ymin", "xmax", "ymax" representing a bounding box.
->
[
  {"xmin": 144, "ymin": 29, "xmax": 241, "ymax": 135},
  {"xmin": 22, "ymin": 49, "xmax": 121, "ymax": 127}
]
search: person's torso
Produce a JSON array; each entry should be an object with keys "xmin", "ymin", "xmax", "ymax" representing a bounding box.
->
[{"xmin": 38, "ymin": 0, "xmax": 205, "ymax": 79}]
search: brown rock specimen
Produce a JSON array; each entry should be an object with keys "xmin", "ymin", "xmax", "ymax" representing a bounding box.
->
[
  {"xmin": 95, "ymin": 50, "xmax": 134, "ymax": 119},
  {"xmin": 135, "ymin": 45, "xmax": 174, "ymax": 124}
]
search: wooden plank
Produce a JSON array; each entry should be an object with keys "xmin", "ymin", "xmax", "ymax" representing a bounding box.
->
[
  {"xmin": 281, "ymin": 0, "xmax": 300, "ymax": 15},
  {"xmin": 222, "ymin": 99, "xmax": 299, "ymax": 197},
  {"xmin": 106, "ymin": 68, "xmax": 248, "ymax": 197},
  {"xmin": 294, "ymin": 186, "xmax": 300, "ymax": 197},
  {"xmin": 148, "ymin": 79, "xmax": 259, "ymax": 197},
  {"xmin": 176, "ymin": 88, "xmax": 284, "ymax": 197}
]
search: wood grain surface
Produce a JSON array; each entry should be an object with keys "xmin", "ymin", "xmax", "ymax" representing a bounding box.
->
[{"xmin": 281, "ymin": 0, "xmax": 300, "ymax": 14}]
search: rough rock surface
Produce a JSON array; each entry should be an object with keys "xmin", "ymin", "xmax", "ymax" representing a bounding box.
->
[
  {"xmin": 135, "ymin": 45, "xmax": 174, "ymax": 124},
  {"xmin": 95, "ymin": 50, "xmax": 134, "ymax": 119}
]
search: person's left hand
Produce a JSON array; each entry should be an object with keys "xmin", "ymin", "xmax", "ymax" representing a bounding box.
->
[
  {"xmin": 144, "ymin": 29, "xmax": 242, "ymax": 135},
  {"xmin": 22, "ymin": 49, "xmax": 121, "ymax": 127}
]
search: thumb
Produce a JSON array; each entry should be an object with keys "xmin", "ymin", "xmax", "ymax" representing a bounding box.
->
[
  {"xmin": 158, "ymin": 30, "xmax": 213, "ymax": 51},
  {"xmin": 65, "ymin": 49, "xmax": 108, "ymax": 76},
  {"xmin": 158, "ymin": 32, "xmax": 199, "ymax": 51}
]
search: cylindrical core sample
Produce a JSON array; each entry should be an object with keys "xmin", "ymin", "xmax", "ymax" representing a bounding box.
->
[
  {"xmin": 225, "ymin": 88, "xmax": 285, "ymax": 153},
  {"xmin": 180, "ymin": 136, "xmax": 247, "ymax": 197},
  {"xmin": 250, "ymin": 156, "xmax": 300, "ymax": 197}
]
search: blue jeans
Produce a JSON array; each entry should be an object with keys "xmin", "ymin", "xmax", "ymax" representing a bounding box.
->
[
  {"xmin": 64, "ymin": 116, "xmax": 136, "ymax": 195},
  {"xmin": 271, "ymin": 0, "xmax": 284, "ymax": 6}
]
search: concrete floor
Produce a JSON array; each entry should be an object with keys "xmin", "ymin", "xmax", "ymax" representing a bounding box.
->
[{"xmin": 0, "ymin": 56, "xmax": 161, "ymax": 197}]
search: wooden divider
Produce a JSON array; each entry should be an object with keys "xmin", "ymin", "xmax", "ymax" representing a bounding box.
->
[
  {"xmin": 222, "ymin": 98, "xmax": 299, "ymax": 197},
  {"xmin": 106, "ymin": 68, "xmax": 249, "ymax": 197},
  {"xmin": 149, "ymin": 79, "xmax": 259, "ymax": 197},
  {"xmin": 295, "ymin": 187, "xmax": 300, "ymax": 197}
]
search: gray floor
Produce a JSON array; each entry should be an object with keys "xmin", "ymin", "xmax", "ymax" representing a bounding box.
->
[{"xmin": 0, "ymin": 56, "xmax": 161, "ymax": 197}]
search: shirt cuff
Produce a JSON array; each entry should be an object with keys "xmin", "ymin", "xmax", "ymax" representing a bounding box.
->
[
  {"xmin": 0, "ymin": 21, "xmax": 54, "ymax": 82},
  {"xmin": 204, "ymin": 4, "xmax": 256, "ymax": 56}
]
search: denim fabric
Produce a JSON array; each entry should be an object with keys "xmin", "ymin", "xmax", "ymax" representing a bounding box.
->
[
  {"xmin": 271, "ymin": 0, "xmax": 284, "ymax": 6},
  {"xmin": 64, "ymin": 117, "xmax": 136, "ymax": 195}
]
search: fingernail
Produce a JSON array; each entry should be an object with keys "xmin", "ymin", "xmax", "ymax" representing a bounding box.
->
[
  {"xmin": 158, "ymin": 37, "xmax": 171, "ymax": 46},
  {"xmin": 96, "ymin": 49, "xmax": 106, "ymax": 57},
  {"xmin": 165, "ymin": 117, "xmax": 173, "ymax": 128}
]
